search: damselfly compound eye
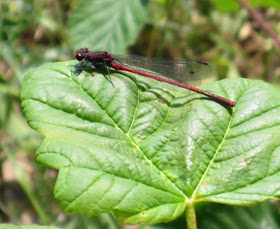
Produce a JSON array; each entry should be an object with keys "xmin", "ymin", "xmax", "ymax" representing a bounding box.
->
[{"xmin": 76, "ymin": 53, "xmax": 84, "ymax": 61}]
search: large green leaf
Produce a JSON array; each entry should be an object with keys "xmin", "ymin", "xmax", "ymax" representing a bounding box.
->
[
  {"xmin": 20, "ymin": 61, "xmax": 280, "ymax": 224},
  {"xmin": 68, "ymin": 0, "xmax": 146, "ymax": 53}
]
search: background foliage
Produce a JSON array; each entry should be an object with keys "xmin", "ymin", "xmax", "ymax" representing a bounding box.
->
[{"xmin": 1, "ymin": 0, "xmax": 280, "ymax": 228}]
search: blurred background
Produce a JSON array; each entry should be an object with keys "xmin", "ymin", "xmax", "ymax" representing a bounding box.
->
[{"xmin": 1, "ymin": 0, "xmax": 280, "ymax": 228}]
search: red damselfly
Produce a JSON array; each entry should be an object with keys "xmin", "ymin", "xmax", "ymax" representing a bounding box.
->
[{"xmin": 75, "ymin": 47, "xmax": 236, "ymax": 107}]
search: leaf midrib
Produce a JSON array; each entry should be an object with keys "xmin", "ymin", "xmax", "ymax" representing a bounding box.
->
[{"xmin": 191, "ymin": 105, "xmax": 235, "ymax": 200}]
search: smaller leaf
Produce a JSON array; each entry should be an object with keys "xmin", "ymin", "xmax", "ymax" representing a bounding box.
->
[
  {"xmin": 197, "ymin": 201, "xmax": 280, "ymax": 229},
  {"xmin": 68, "ymin": 0, "xmax": 146, "ymax": 53},
  {"xmin": 212, "ymin": 0, "xmax": 280, "ymax": 12}
]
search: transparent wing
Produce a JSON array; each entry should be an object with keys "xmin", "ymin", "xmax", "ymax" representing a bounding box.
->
[{"xmin": 112, "ymin": 54, "xmax": 215, "ymax": 86}]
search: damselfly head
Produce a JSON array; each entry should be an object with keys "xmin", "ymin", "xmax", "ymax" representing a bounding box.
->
[{"xmin": 75, "ymin": 47, "xmax": 89, "ymax": 61}]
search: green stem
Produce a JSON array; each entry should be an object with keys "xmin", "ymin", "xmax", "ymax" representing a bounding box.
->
[
  {"xmin": 186, "ymin": 203, "xmax": 197, "ymax": 229},
  {"xmin": 6, "ymin": 150, "xmax": 51, "ymax": 225},
  {"xmin": 101, "ymin": 213, "xmax": 122, "ymax": 229},
  {"xmin": 0, "ymin": 83, "xmax": 20, "ymax": 98}
]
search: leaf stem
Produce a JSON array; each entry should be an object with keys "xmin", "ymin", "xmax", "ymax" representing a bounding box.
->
[
  {"xmin": 6, "ymin": 150, "xmax": 51, "ymax": 225},
  {"xmin": 0, "ymin": 83, "xmax": 20, "ymax": 98},
  {"xmin": 186, "ymin": 203, "xmax": 197, "ymax": 229}
]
